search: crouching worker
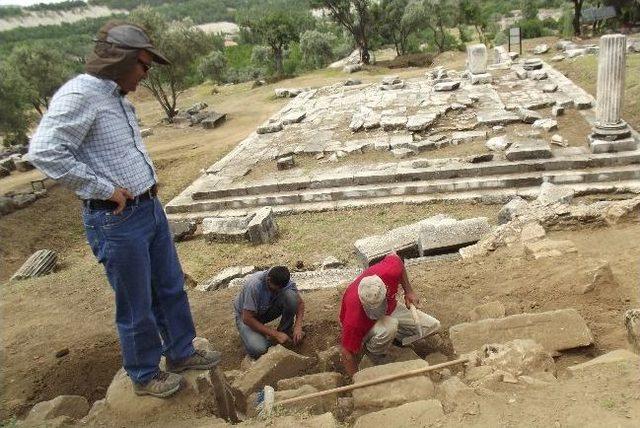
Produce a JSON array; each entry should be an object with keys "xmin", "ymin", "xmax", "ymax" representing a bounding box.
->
[
  {"xmin": 234, "ymin": 266, "xmax": 305, "ymax": 359},
  {"xmin": 340, "ymin": 252, "xmax": 441, "ymax": 376}
]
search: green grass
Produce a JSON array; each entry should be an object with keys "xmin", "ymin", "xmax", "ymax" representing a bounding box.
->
[{"xmin": 553, "ymin": 54, "xmax": 640, "ymax": 131}]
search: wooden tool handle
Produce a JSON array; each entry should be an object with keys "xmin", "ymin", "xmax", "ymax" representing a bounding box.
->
[{"xmin": 275, "ymin": 357, "xmax": 468, "ymax": 407}]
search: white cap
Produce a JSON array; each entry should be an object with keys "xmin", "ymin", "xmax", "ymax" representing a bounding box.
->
[{"xmin": 358, "ymin": 275, "xmax": 387, "ymax": 320}]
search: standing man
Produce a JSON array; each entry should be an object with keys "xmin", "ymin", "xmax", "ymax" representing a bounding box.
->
[
  {"xmin": 340, "ymin": 252, "xmax": 440, "ymax": 376},
  {"xmin": 28, "ymin": 22, "xmax": 220, "ymax": 398},
  {"xmin": 234, "ymin": 266, "xmax": 305, "ymax": 359}
]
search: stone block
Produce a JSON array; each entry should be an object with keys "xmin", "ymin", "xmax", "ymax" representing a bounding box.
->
[
  {"xmin": 354, "ymin": 214, "xmax": 451, "ymax": 267},
  {"xmin": 524, "ymin": 239, "xmax": 577, "ymax": 259},
  {"xmin": 485, "ymin": 135, "xmax": 511, "ymax": 151},
  {"xmin": 389, "ymin": 133, "xmax": 414, "ymax": 150},
  {"xmin": 281, "ymin": 110, "xmax": 306, "ymax": 125},
  {"xmin": 449, "ymin": 309, "xmax": 593, "ymax": 354},
  {"xmin": 551, "ymin": 105, "xmax": 565, "ymax": 116},
  {"xmin": 277, "ymin": 372, "xmax": 342, "ymax": 391},
  {"xmin": 434, "ymin": 80, "xmax": 460, "ymax": 91},
  {"xmin": 247, "ymin": 207, "xmax": 279, "ymax": 244},
  {"xmin": 381, "ymin": 115, "xmax": 407, "ymax": 131},
  {"xmin": 516, "ymin": 107, "xmax": 542, "ymax": 124},
  {"xmin": 202, "ymin": 112, "xmax": 228, "ymax": 129},
  {"xmin": 565, "ymin": 48, "xmax": 586, "ymax": 58},
  {"xmin": 530, "ymin": 70, "xmax": 548, "ymax": 80},
  {"xmin": 522, "ymin": 58, "xmax": 543, "ymax": 70},
  {"xmin": 468, "ymin": 301, "xmax": 505, "ymax": 321},
  {"xmin": 352, "ymin": 359, "xmax": 435, "ymax": 411},
  {"xmin": 197, "ymin": 265, "xmax": 257, "ymax": 292},
  {"xmin": 406, "ymin": 113, "xmax": 437, "ymax": 131},
  {"xmin": 25, "ymin": 395, "xmax": 90, "ymax": 423},
  {"xmin": 476, "ymin": 110, "xmax": 519, "ymax": 126},
  {"xmin": 532, "ymin": 118, "xmax": 558, "ymax": 132},
  {"xmin": 169, "ymin": 220, "xmax": 197, "ymax": 242},
  {"xmin": 451, "ymin": 130, "xmax": 487, "ymax": 144},
  {"xmin": 568, "ymin": 349, "xmax": 639, "ymax": 371},
  {"xmin": 624, "ymin": 309, "xmax": 640, "ymax": 353},
  {"xmin": 418, "ymin": 217, "xmax": 491, "ymax": 256},
  {"xmin": 276, "ymin": 156, "xmax": 295, "ymax": 170},
  {"xmin": 202, "ymin": 216, "xmax": 249, "ymax": 243},
  {"xmin": 505, "ymin": 140, "xmax": 552, "ymax": 161},
  {"xmin": 232, "ymin": 345, "xmax": 313, "ymax": 413},
  {"xmin": 571, "ymin": 260, "xmax": 618, "ymax": 294},
  {"xmin": 533, "ymin": 44, "xmax": 549, "ymax": 54},
  {"xmin": 536, "ymin": 181, "xmax": 574, "ymax": 205},
  {"xmin": 475, "ymin": 339, "xmax": 556, "ymax": 377},
  {"xmin": 353, "ymin": 399, "xmax": 444, "ymax": 428},
  {"xmin": 467, "ymin": 44, "xmax": 488, "ymax": 74},
  {"xmin": 257, "ymin": 121, "xmax": 283, "ymax": 134},
  {"xmin": 520, "ymin": 222, "xmax": 546, "ymax": 242},
  {"xmin": 470, "ymin": 73, "xmax": 492, "ymax": 84},
  {"xmin": 11, "ymin": 249, "xmax": 57, "ymax": 281},
  {"xmin": 391, "ymin": 148, "xmax": 415, "ymax": 159},
  {"xmin": 498, "ymin": 197, "xmax": 529, "ymax": 224}
]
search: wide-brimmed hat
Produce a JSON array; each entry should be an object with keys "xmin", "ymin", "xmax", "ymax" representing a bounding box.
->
[
  {"xmin": 99, "ymin": 24, "xmax": 170, "ymax": 65},
  {"xmin": 358, "ymin": 275, "xmax": 387, "ymax": 320}
]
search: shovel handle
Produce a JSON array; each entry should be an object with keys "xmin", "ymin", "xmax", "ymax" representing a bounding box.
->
[{"xmin": 275, "ymin": 357, "xmax": 469, "ymax": 407}]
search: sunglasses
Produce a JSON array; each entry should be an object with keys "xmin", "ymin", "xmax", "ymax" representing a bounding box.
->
[{"xmin": 138, "ymin": 59, "xmax": 152, "ymax": 72}]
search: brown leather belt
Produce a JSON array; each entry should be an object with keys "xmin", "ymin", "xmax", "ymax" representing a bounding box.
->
[{"xmin": 83, "ymin": 184, "xmax": 157, "ymax": 210}]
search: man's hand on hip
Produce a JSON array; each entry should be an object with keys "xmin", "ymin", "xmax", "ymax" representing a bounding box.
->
[{"xmin": 109, "ymin": 187, "xmax": 133, "ymax": 214}]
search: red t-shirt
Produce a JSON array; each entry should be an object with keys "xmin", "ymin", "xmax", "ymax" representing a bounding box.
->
[{"xmin": 339, "ymin": 253, "xmax": 404, "ymax": 353}]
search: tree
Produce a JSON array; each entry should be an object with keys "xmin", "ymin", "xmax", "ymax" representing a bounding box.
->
[
  {"xmin": 373, "ymin": 0, "xmax": 427, "ymax": 56},
  {"xmin": 198, "ymin": 50, "xmax": 227, "ymax": 84},
  {"xmin": 312, "ymin": 0, "xmax": 373, "ymax": 64},
  {"xmin": 239, "ymin": 1, "xmax": 312, "ymax": 76},
  {"xmin": 568, "ymin": 0, "xmax": 585, "ymax": 36},
  {"xmin": 299, "ymin": 30, "xmax": 336, "ymax": 69},
  {"xmin": 129, "ymin": 7, "xmax": 213, "ymax": 120},
  {"xmin": 458, "ymin": 0, "xmax": 492, "ymax": 46},
  {"xmin": 0, "ymin": 62, "xmax": 32, "ymax": 146},
  {"xmin": 522, "ymin": 0, "xmax": 539, "ymax": 20},
  {"xmin": 423, "ymin": 0, "xmax": 457, "ymax": 53},
  {"xmin": 7, "ymin": 43, "xmax": 75, "ymax": 116}
]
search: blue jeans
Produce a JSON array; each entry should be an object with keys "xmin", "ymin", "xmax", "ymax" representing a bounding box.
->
[
  {"xmin": 83, "ymin": 197, "xmax": 195, "ymax": 384},
  {"xmin": 235, "ymin": 289, "xmax": 298, "ymax": 359}
]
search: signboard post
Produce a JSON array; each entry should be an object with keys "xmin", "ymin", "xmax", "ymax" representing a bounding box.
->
[{"xmin": 508, "ymin": 27, "xmax": 522, "ymax": 56}]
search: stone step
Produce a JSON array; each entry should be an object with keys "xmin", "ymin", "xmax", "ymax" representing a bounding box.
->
[
  {"xmin": 190, "ymin": 151, "xmax": 640, "ymax": 200},
  {"xmin": 165, "ymin": 165, "xmax": 640, "ymax": 215},
  {"xmin": 166, "ymin": 179, "xmax": 640, "ymax": 222}
]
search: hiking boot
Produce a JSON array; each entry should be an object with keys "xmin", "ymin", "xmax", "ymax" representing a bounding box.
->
[
  {"xmin": 166, "ymin": 348, "xmax": 221, "ymax": 373},
  {"xmin": 133, "ymin": 371, "xmax": 182, "ymax": 398}
]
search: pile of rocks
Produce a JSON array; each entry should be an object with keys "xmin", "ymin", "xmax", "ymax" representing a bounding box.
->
[{"xmin": 171, "ymin": 101, "xmax": 227, "ymax": 129}]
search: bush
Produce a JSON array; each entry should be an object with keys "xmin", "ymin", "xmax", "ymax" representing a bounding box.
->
[
  {"xmin": 300, "ymin": 30, "xmax": 336, "ymax": 69},
  {"xmin": 518, "ymin": 18, "xmax": 544, "ymax": 39},
  {"xmin": 250, "ymin": 45, "xmax": 273, "ymax": 71},
  {"xmin": 283, "ymin": 42, "xmax": 303, "ymax": 75},
  {"xmin": 198, "ymin": 50, "xmax": 227, "ymax": 84},
  {"xmin": 493, "ymin": 30, "xmax": 507, "ymax": 46},
  {"xmin": 387, "ymin": 52, "xmax": 434, "ymax": 68}
]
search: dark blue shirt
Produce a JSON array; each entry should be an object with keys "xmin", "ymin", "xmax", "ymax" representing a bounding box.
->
[{"xmin": 233, "ymin": 269, "xmax": 297, "ymax": 317}]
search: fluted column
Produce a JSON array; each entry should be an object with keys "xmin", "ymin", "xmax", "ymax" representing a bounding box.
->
[
  {"xmin": 589, "ymin": 34, "xmax": 636, "ymax": 153},
  {"xmin": 596, "ymin": 35, "xmax": 626, "ymax": 125}
]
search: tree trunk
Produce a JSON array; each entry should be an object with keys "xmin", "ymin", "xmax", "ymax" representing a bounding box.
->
[
  {"xmin": 274, "ymin": 47, "xmax": 284, "ymax": 76},
  {"xmin": 573, "ymin": 0, "xmax": 583, "ymax": 36}
]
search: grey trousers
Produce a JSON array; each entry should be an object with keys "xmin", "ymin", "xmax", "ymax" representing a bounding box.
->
[{"xmin": 364, "ymin": 304, "xmax": 441, "ymax": 357}]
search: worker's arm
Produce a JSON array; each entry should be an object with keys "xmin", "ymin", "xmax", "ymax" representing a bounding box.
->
[
  {"xmin": 341, "ymin": 347, "xmax": 359, "ymax": 377},
  {"xmin": 292, "ymin": 292, "xmax": 305, "ymax": 344},
  {"xmin": 399, "ymin": 258, "xmax": 420, "ymax": 308},
  {"xmin": 241, "ymin": 309, "xmax": 289, "ymax": 344}
]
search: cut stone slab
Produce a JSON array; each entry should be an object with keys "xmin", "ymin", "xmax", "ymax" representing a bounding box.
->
[
  {"xmin": 533, "ymin": 44, "xmax": 549, "ymax": 54},
  {"xmin": 476, "ymin": 110, "xmax": 519, "ymax": 126},
  {"xmin": 451, "ymin": 130, "xmax": 487, "ymax": 144},
  {"xmin": 530, "ymin": 70, "xmax": 548, "ymax": 80},
  {"xmin": 485, "ymin": 135, "xmax": 511, "ymax": 151},
  {"xmin": 524, "ymin": 239, "xmax": 578, "ymax": 259},
  {"xmin": 516, "ymin": 107, "xmax": 542, "ymax": 124},
  {"xmin": 567, "ymin": 349, "xmax": 639, "ymax": 371},
  {"xmin": 381, "ymin": 115, "xmax": 407, "ymax": 131},
  {"xmin": 353, "ymin": 399, "xmax": 444, "ymax": 428},
  {"xmin": 406, "ymin": 113, "xmax": 437, "ymax": 131},
  {"xmin": 537, "ymin": 181, "xmax": 574, "ymax": 205},
  {"xmin": 202, "ymin": 216, "xmax": 250, "ymax": 243},
  {"xmin": 551, "ymin": 105, "xmax": 565, "ymax": 116},
  {"xmin": 550, "ymin": 134, "xmax": 567, "ymax": 146},
  {"xmin": 532, "ymin": 118, "xmax": 558, "ymax": 132},
  {"xmin": 469, "ymin": 73, "xmax": 492, "ymax": 85},
  {"xmin": 391, "ymin": 148, "xmax": 415, "ymax": 159},
  {"xmin": 434, "ymin": 80, "xmax": 460, "ymax": 91},
  {"xmin": 169, "ymin": 219, "xmax": 197, "ymax": 242},
  {"xmin": 231, "ymin": 345, "xmax": 313, "ymax": 413},
  {"xmin": 542, "ymin": 83, "xmax": 558, "ymax": 93},
  {"xmin": 25, "ymin": 395, "xmax": 90, "ymax": 424},
  {"xmin": 290, "ymin": 268, "xmax": 360, "ymax": 291},
  {"xmin": 565, "ymin": 48, "xmax": 587, "ymax": 58},
  {"xmin": 449, "ymin": 309, "xmax": 594, "ymax": 354},
  {"xmin": 276, "ymin": 156, "xmax": 296, "ymax": 170},
  {"xmin": 468, "ymin": 301, "xmax": 506, "ymax": 321},
  {"xmin": 257, "ymin": 121, "xmax": 283, "ymax": 134},
  {"xmin": 624, "ymin": 309, "xmax": 640, "ymax": 353},
  {"xmin": 417, "ymin": 217, "xmax": 491, "ymax": 256},
  {"xmin": 505, "ymin": 140, "xmax": 552, "ymax": 161},
  {"xmin": 247, "ymin": 206, "xmax": 279, "ymax": 244},
  {"xmin": 281, "ymin": 110, "xmax": 306, "ymax": 125},
  {"xmin": 197, "ymin": 265, "xmax": 257, "ymax": 292},
  {"xmin": 202, "ymin": 112, "xmax": 227, "ymax": 129},
  {"xmin": 389, "ymin": 133, "xmax": 414, "ymax": 149},
  {"xmin": 11, "ymin": 249, "xmax": 57, "ymax": 281},
  {"xmin": 321, "ymin": 256, "xmax": 344, "ymax": 269},
  {"xmin": 354, "ymin": 214, "xmax": 451, "ymax": 267},
  {"xmin": 277, "ymin": 372, "xmax": 342, "ymax": 391},
  {"xmin": 467, "ymin": 44, "xmax": 488, "ymax": 74},
  {"xmin": 352, "ymin": 359, "xmax": 435, "ymax": 411},
  {"xmin": 523, "ymin": 58, "xmax": 543, "ymax": 70}
]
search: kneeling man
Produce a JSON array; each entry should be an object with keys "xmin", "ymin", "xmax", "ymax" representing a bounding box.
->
[
  {"xmin": 340, "ymin": 252, "xmax": 440, "ymax": 376},
  {"xmin": 234, "ymin": 266, "xmax": 305, "ymax": 359}
]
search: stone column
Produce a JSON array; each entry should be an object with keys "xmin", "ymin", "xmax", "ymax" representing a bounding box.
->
[
  {"xmin": 467, "ymin": 44, "xmax": 492, "ymax": 84},
  {"xmin": 589, "ymin": 34, "xmax": 637, "ymax": 153}
]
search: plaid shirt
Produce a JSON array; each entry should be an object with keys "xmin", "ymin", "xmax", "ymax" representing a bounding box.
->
[{"xmin": 28, "ymin": 73, "xmax": 156, "ymax": 200}]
